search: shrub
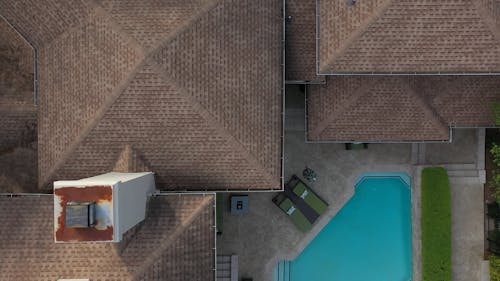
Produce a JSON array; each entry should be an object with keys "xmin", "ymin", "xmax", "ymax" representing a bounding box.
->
[
  {"xmin": 491, "ymin": 255, "xmax": 500, "ymax": 281},
  {"xmin": 490, "ymin": 230, "xmax": 500, "ymax": 255},
  {"xmin": 494, "ymin": 102, "xmax": 500, "ymax": 126},
  {"xmin": 421, "ymin": 167, "xmax": 452, "ymax": 281},
  {"xmin": 492, "ymin": 143, "xmax": 500, "ymax": 167},
  {"xmin": 492, "ymin": 174, "xmax": 500, "ymax": 205},
  {"xmin": 488, "ymin": 202, "xmax": 500, "ymax": 218}
]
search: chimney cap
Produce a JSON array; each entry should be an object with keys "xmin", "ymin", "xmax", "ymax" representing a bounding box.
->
[{"xmin": 65, "ymin": 201, "xmax": 96, "ymax": 228}]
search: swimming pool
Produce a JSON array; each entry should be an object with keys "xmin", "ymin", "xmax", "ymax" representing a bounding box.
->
[{"xmin": 274, "ymin": 173, "xmax": 412, "ymax": 281}]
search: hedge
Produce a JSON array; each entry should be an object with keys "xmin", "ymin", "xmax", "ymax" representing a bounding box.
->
[
  {"xmin": 491, "ymin": 255, "xmax": 500, "ymax": 281},
  {"xmin": 421, "ymin": 167, "xmax": 452, "ymax": 281}
]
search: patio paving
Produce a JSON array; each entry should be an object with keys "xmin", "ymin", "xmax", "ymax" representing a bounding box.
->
[{"xmin": 425, "ymin": 129, "xmax": 478, "ymax": 165}]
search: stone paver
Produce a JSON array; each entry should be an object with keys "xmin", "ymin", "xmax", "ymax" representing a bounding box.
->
[
  {"xmin": 451, "ymin": 182, "xmax": 484, "ymax": 281},
  {"xmin": 425, "ymin": 129, "xmax": 478, "ymax": 164}
]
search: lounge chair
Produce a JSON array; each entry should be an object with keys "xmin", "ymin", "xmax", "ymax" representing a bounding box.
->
[
  {"xmin": 291, "ymin": 178, "xmax": 328, "ymax": 215},
  {"xmin": 274, "ymin": 195, "xmax": 312, "ymax": 232}
]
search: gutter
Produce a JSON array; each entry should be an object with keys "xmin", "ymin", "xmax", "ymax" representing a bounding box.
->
[{"xmin": 281, "ymin": 0, "xmax": 286, "ymax": 192}]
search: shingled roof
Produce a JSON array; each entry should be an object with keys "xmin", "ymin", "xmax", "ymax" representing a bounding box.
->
[
  {"xmin": 285, "ymin": 0, "xmax": 324, "ymax": 83},
  {"xmin": 318, "ymin": 0, "xmax": 500, "ymax": 73},
  {"xmin": 308, "ymin": 76, "xmax": 500, "ymax": 141},
  {"xmin": 0, "ymin": 0, "xmax": 282, "ymax": 190},
  {"xmin": 0, "ymin": 17, "xmax": 35, "ymax": 150},
  {"xmin": 0, "ymin": 194, "xmax": 215, "ymax": 281}
]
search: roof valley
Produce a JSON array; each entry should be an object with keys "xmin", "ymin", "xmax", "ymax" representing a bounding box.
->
[
  {"xmin": 37, "ymin": 5, "xmax": 149, "ymax": 187},
  {"xmin": 403, "ymin": 79, "xmax": 450, "ymax": 138},
  {"xmin": 143, "ymin": 0, "xmax": 222, "ymax": 54},
  {"xmin": 112, "ymin": 144, "xmax": 152, "ymax": 174},
  {"xmin": 309, "ymin": 78, "xmax": 380, "ymax": 139},
  {"xmin": 131, "ymin": 195, "xmax": 214, "ymax": 280},
  {"xmin": 91, "ymin": 5, "xmax": 146, "ymax": 55},
  {"xmin": 40, "ymin": 58, "xmax": 148, "ymax": 187},
  {"xmin": 472, "ymin": 1, "xmax": 500, "ymax": 50}
]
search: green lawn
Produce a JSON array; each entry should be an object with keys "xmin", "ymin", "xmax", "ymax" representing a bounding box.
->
[
  {"xmin": 490, "ymin": 255, "xmax": 500, "ymax": 281},
  {"xmin": 421, "ymin": 167, "xmax": 452, "ymax": 281}
]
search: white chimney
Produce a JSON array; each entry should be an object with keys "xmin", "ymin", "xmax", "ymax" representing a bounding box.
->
[{"xmin": 53, "ymin": 172, "xmax": 156, "ymax": 243}]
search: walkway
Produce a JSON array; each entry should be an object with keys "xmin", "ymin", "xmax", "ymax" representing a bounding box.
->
[{"xmin": 451, "ymin": 182, "xmax": 484, "ymax": 281}]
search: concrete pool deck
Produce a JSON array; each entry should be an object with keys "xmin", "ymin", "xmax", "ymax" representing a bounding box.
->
[{"xmin": 216, "ymin": 85, "xmax": 485, "ymax": 281}]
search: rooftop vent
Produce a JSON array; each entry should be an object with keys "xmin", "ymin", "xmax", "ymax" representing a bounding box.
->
[
  {"xmin": 347, "ymin": 0, "xmax": 357, "ymax": 6},
  {"xmin": 65, "ymin": 202, "xmax": 96, "ymax": 228}
]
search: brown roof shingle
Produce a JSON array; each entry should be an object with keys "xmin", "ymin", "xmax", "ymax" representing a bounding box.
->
[
  {"xmin": 96, "ymin": 0, "xmax": 220, "ymax": 50},
  {"xmin": 0, "ymin": 17, "xmax": 35, "ymax": 150},
  {"xmin": 308, "ymin": 76, "xmax": 500, "ymax": 141},
  {"xmin": 0, "ymin": 0, "xmax": 93, "ymax": 47},
  {"xmin": 318, "ymin": 0, "xmax": 500, "ymax": 73},
  {"xmin": 0, "ymin": 0, "xmax": 283, "ymax": 190},
  {"xmin": 285, "ymin": 0, "xmax": 325, "ymax": 82},
  {"xmin": 0, "ymin": 194, "xmax": 215, "ymax": 281}
]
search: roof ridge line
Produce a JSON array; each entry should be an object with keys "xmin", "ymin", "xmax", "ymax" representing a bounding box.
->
[
  {"xmin": 319, "ymin": 0, "xmax": 394, "ymax": 73},
  {"xmin": 404, "ymin": 79, "xmax": 450, "ymax": 138},
  {"xmin": 472, "ymin": 1, "xmax": 500, "ymax": 46},
  {"xmin": 132, "ymin": 195, "xmax": 214, "ymax": 279},
  {"xmin": 91, "ymin": 5, "xmax": 145, "ymax": 55},
  {"xmin": 148, "ymin": 61, "xmax": 280, "ymax": 188},
  {"xmin": 309, "ymin": 78, "xmax": 379, "ymax": 139},
  {"xmin": 146, "ymin": 0, "xmax": 222, "ymax": 54},
  {"xmin": 40, "ymin": 59, "xmax": 147, "ymax": 188},
  {"xmin": 39, "ymin": 5, "xmax": 149, "ymax": 187}
]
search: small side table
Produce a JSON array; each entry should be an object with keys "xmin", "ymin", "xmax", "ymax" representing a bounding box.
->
[{"xmin": 230, "ymin": 195, "xmax": 249, "ymax": 215}]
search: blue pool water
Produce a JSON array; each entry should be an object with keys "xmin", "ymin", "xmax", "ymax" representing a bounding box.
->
[{"xmin": 275, "ymin": 174, "xmax": 412, "ymax": 281}]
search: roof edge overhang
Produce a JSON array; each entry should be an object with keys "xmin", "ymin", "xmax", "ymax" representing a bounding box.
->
[
  {"xmin": 303, "ymin": 84, "xmax": 454, "ymax": 144},
  {"xmin": 280, "ymin": 0, "xmax": 286, "ymax": 192},
  {"xmin": 285, "ymin": 80, "xmax": 326, "ymax": 85},
  {"xmin": 316, "ymin": 71, "xmax": 500, "ymax": 76}
]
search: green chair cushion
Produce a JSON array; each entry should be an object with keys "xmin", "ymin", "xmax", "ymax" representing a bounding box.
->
[
  {"xmin": 293, "ymin": 182, "xmax": 328, "ymax": 215},
  {"xmin": 279, "ymin": 198, "xmax": 312, "ymax": 232}
]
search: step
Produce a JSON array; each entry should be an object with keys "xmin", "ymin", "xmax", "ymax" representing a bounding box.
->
[
  {"xmin": 216, "ymin": 263, "xmax": 231, "ymax": 271},
  {"xmin": 216, "ymin": 270, "xmax": 231, "ymax": 278},
  {"xmin": 217, "ymin": 255, "xmax": 231, "ymax": 263},
  {"xmin": 216, "ymin": 255, "xmax": 238, "ymax": 281},
  {"xmin": 446, "ymin": 169, "xmax": 479, "ymax": 178}
]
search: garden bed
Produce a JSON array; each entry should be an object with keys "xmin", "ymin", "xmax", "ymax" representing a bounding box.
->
[
  {"xmin": 421, "ymin": 167, "xmax": 452, "ymax": 281},
  {"xmin": 486, "ymin": 129, "xmax": 500, "ymax": 257}
]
